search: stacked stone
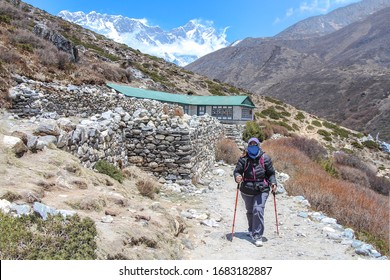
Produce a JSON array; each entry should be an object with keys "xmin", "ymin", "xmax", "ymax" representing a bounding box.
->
[{"xmin": 8, "ymin": 77, "xmax": 225, "ymax": 181}]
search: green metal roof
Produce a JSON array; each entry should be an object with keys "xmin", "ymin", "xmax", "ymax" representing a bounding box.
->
[{"xmin": 106, "ymin": 83, "xmax": 255, "ymax": 108}]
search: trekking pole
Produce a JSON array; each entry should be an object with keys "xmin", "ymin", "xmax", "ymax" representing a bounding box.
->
[
  {"xmin": 272, "ymin": 191, "xmax": 279, "ymax": 236},
  {"xmin": 230, "ymin": 183, "xmax": 240, "ymax": 241}
]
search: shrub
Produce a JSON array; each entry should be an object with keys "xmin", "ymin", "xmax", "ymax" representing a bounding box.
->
[
  {"xmin": 136, "ymin": 178, "xmax": 159, "ymax": 199},
  {"xmin": 215, "ymin": 138, "xmax": 242, "ymax": 164},
  {"xmin": 332, "ymin": 152, "xmax": 389, "ymax": 195},
  {"xmin": 242, "ymin": 121, "xmax": 264, "ymax": 143},
  {"xmin": 262, "ymin": 139, "xmax": 389, "ymax": 256},
  {"xmin": 282, "ymin": 136, "xmax": 327, "ymax": 162},
  {"xmin": 307, "ymin": 125, "xmax": 315, "ymax": 130},
  {"xmin": 94, "ymin": 160, "xmax": 123, "ymax": 183},
  {"xmin": 295, "ymin": 111, "xmax": 305, "ymax": 121},
  {"xmin": 362, "ymin": 140, "xmax": 380, "ymax": 150},
  {"xmin": 264, "ymin": 96, "xmax": 284, "ymax": 105},
  {"xmin": 366, "ymin": 173, "xmax": 390, "ymax": 196},
  {"xmin": 274, "ymin": 121, "xmax": 294, "ymax": 131},
  {"xmin": 261, "ymin": 107, "xmax": 282, "ymax": 119},
  {"xmin": 336, "ymin": 165, "xmax": 369, "ymax": 186},
  {"xmin": 0, "ymin": 213, "xmax": 97, "ymax": 259},
  {"xmin": 10, "ymin": 29, "xmax": 47, "ymax": 50},
  {"xmin": 351, "ymin": 141, "xmax": 363, "ymax": 149},
  {"xmin": 333, "ymin": 152, "xmax": 370, "ymax": 172},
  {"xmin": 311, "ymin": 120, "xmax": 322, "ymax": 127},
  {"xmin": 318, "ymin": 129, "xmax": 332, "ymax": 141},
  {"xmin": 0, "ymin": 191, "xmax": 22, "ymax": 202}
]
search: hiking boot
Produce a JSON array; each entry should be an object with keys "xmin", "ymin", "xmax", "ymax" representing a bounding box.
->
[
  {"xmin": 254, "ymin": 239, "xmax": 263, "ymax": 247},
  {"xmin": 252, "ymin": 235, "xmax": 263, "ymax": 247}
]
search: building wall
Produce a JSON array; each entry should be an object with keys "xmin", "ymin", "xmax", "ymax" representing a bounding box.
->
[{"xmin": 186, "ymin": 105, "xmax": 253, "ymax": 121}]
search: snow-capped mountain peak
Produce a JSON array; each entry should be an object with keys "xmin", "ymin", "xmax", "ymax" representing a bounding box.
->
[{"xmin": 58, "ymin": 10, "xmax": 229, "ymax": 66}]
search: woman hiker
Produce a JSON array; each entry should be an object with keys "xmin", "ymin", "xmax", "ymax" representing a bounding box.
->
[{"xmin": 233, "ymin": 137, "xmax": 277, "ymax": 247}]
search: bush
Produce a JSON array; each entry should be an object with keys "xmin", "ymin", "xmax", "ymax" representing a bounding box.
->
[
  {"xmin": 282, "ymin": 136, "xmax": 327, "ymax": 162},
  {"xmin": 312, "ymin": 120, "xmax": 322, "ymax": 127},
  {"xmin": 262, "ymin": 139, "xmax": 389, "ymax": 256},
  {"xmin": 0, "ymin": 213, "xmax": 97, "ymax": 259},
  {"xmin": 242, "ymin": 121, "xmax": 264, "ymax": 143},
  {"xmin": 295, "ymin": 111, "xmax": 305, "ymax": 121},
  {"xmin": 261, "ymin": 107, "xmax": 283, "ymax": 119},
  {"xmin": 362, "ymin": 140, "xmax": 380, "ymax": 150},
  {"xmin": 336, "ymin": 165, "xmax": 369, "ymax": 187},
  {"xmin": 333, "ymin": 152, "xmax": 389, "ymax": 195},
  {"xmin": 136, "ymin": 178, "xmax": 159, "ymax": 199},
  {"xmin": 215, "ymin": 138, "xmax": 242, "ymax": 164},
  {"xmin": 351, "ymin": 141, "xmax": 363, "ymax": 149},
  {"xmin": 318, "ymin": 129, "xmax": 332, "ymax": 141},
  {"xmin": 94, "ymin": 160, "xmax": 123, "ymax": 183},
  {"xmin": 0, "ymin": 191, "xmax": 22, "ymax": 202}
]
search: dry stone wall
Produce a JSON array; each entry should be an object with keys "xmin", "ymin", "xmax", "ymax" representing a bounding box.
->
[{"xmin": 8, "ymin": 76, "xmax": 225, "ymax": 181}]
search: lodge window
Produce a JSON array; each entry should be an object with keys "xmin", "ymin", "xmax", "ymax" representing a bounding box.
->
[
  {"xmin": 197, "ymin": 105, "xmax": 206, "ymax": 116},
  {"xmin": 211, "ymin": 106, "xmax": 233, "ymax": 120},
  {"xmin": 241, "ymin": 108, "xmax": 252, "ymax": 119},
  {"xmin": 182, "ymin": 105, "xmax": 189, "ymax": 114}
]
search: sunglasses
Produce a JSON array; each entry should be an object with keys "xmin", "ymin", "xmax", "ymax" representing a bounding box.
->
[{"xmin": 249, "ymin": 142, "xmax": 258, "ymax": 146}]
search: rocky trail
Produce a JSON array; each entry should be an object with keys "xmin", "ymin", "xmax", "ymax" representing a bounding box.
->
[{"xmin": 180, "ymin": 163, "xmax": 385, "ymax": 260}]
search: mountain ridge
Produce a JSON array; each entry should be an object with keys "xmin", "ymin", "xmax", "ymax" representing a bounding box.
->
[
  {"xmin": 186, "ymin": 5, "xmax": 390, "ymax": 142},
  {"xmin": 58, "ymin": 10, "xmax": 229, "ymax": 66},
  {"xmin": 275, "ymin": 0, "xmax": 390, "ymax": 39}
]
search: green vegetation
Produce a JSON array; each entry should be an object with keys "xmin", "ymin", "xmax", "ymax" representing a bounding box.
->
[
  {"xmin": 351, "ymin": 141, "xmax": 364, "ymax": 149},
  {"xmin": 356, "ymin": 230, "xmax": 389, "ymax": 257},
  {"xmin": 273, "ymin": 121, "xmax": 295, "ymax": 131},
  {"xmin": 95, "ymin": 160, "xmax": 123, "ymax": 183},
  {"xmin": 0, "ymin": 15, "xmax": 12, "ymax": 24},
  {"xmin": 264, "ymin": 96, "xmax": 284, "ymax": 105},
  {"xmin": 242, "ymin": 121, "xmax": 264, "ymax": 143},
  {"xmin": 16, "ymin": 43, "xmax": 33, "ymax": 53},
  {"xmin": 323, "ymin": 121, "xmax": 350, "ymax": 138},
  {"xmin": 320, "ymin": 159, "xmax": 339, "ymax": 177},
  {"xmin": 261, "ymin": 107, "xmax": 284, "ymax": 120},
  {"xmin": 311, "ymin": 120, "xmax": 322, "ymax": 127},
  {"xmin": 68, "ymin": 36, "xmax": 120, "ymax": 61},
  {"xmin": 362, "ymin": 140, "xmax": 380, "ymax": 150},
  {"xmin": 295, "ymin": 111, "xmax": 305, "ymax": 121},
  {"xmin": 317, "ymin": 129, "xmax": 332, "ymax": 141},
  {"xmin": 206, "ymin": 80, "xmax": 226, "ymax": 96},
  {"xmin": 0, "ymin": 212, "xmax": 97, "ymax": 259}
]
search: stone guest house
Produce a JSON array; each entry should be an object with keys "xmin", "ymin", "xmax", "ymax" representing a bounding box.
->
[{"xmin": 107, "ymin": 83, "xmax": 255, "ymax": 123}]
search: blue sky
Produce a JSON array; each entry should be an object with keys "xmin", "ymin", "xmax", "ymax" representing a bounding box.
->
[{"xmin": 24, "ymin": 0, "xmax": 360, "ymax": 43}]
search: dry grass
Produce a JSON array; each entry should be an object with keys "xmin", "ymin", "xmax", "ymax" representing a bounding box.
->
[
  {"xmin": 135, "ymin": 178, "xmax": 160, "ymax": 199},
  {"xmin": 123, "ymin": 165, "xmax": 160, "ymax": 199},
  {"xmin": 215, "ymin": 138, "xmax": 242, "ymax": 165},
  {"xmin": 263, "ymin": 138, "xmax": 390, "ymax": 255}
]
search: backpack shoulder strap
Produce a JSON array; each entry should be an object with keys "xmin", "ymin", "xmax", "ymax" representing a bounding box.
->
[{"xmin": 259, "ymin": 153, "xmax": 265, "ymax": 169}]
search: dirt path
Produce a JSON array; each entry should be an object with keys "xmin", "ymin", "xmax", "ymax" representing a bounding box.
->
[{"xmin": 182, "ymin": 163, "xmax": 377, "ymax": 260}]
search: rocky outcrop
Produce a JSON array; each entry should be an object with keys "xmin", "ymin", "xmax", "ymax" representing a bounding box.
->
[{"xmin": 33, "ymin": 23, "xmax": 79, "ymax": 62}]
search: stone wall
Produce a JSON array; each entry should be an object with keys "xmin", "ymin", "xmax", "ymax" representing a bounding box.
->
[{"xmin": 8, "ymin": 76, "xmax": 225, "ymax": 181}]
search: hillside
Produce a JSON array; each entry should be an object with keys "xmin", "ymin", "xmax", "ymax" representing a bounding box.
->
[
  {"xmin": 275, "ymin": 0, "xmax": 390, "ymax": 39},
  {"xmin": 0, "ymin": 0, "xmax": 389, "ymax": 262},
  {"xmin": 0, "ymin": 0, "xmax": 242, "ymax": 109},
  {"xmin": 185, "ymin": 6, "xmax": 390, "ymax": 142}
]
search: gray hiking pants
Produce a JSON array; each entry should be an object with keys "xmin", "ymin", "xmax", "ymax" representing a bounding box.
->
[{"xmin": 241, "ymin": 191, "xmax": 269, "ymax": 239}]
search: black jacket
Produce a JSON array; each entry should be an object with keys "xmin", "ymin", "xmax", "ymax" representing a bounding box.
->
[{"xmin": 233, "ymin": 150, "xmax": 277, "ymax": 195}]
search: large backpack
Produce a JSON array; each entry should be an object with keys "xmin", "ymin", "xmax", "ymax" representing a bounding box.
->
[{"xmin": 241, "ymin": 153, "xmax": 270, "ymax": 194}]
